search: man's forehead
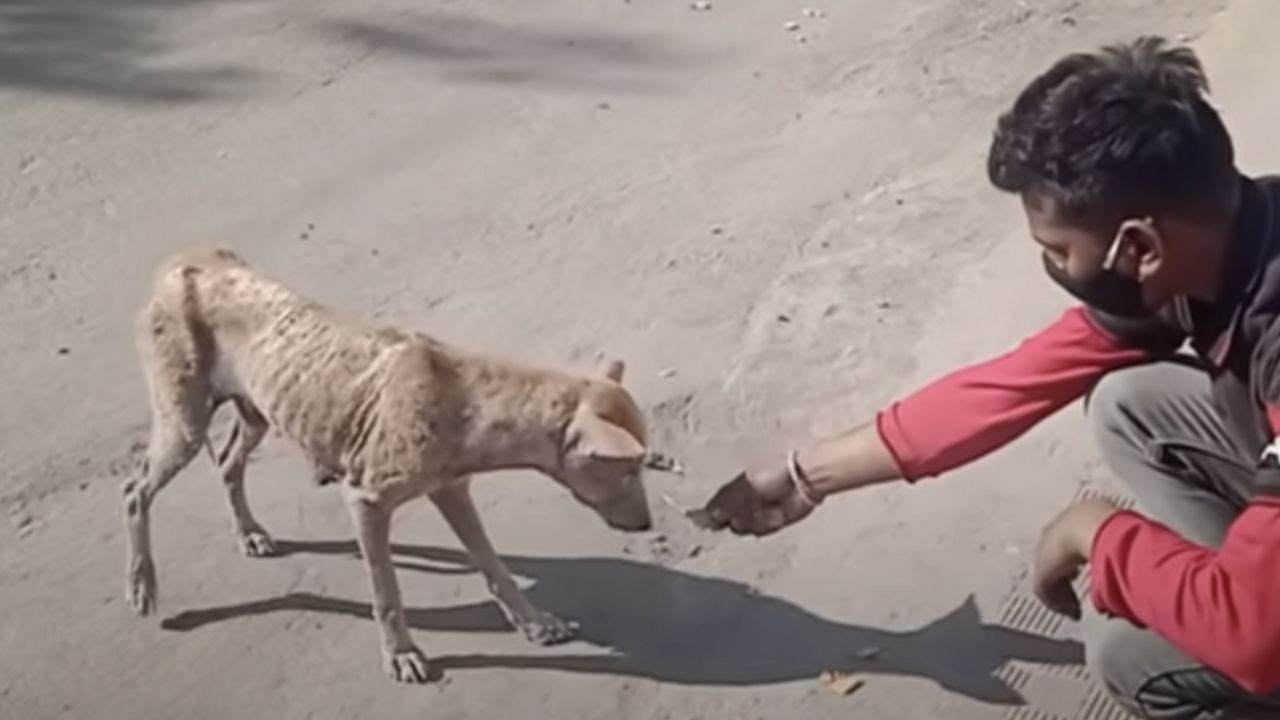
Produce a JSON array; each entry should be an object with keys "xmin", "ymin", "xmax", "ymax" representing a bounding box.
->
[
  {"xmin": 1022, "ymin": 192, "xmax": 1110, "ymax": 241},
  {"xmin": 1022, "ymin": 191, "xmax": 1070, "ymax": 224}
]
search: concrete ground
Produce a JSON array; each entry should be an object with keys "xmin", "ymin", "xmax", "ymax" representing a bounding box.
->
[{"xmin": 2, "ymin": 0, "xmax": 1278, "ymax": 718}]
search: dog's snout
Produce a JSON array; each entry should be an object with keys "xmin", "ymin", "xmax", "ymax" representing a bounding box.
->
[
  {"xmin": 608, "ymin": 507, "xmax": 652, "ymax": 533},
  {"xmin": 601, "ymin": 483, "xmax": 652, "ymax": 533}
]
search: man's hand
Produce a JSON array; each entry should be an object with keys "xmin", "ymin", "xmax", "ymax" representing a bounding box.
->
[
  {"xmin": 1033, "ymin": 499, "xmax": 1120, "ymax": 620},
  {"xmin": 694, "ymin": 425, "xmax": 902, "ymax": 536},
  {"xmin": 700, "ymin": 463, "xmax": 815, "ymax": 536}
]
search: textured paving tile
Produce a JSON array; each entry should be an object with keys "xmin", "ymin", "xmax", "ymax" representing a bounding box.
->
[{"xmin": 998, "ymin": 485, "xmax": 1137, "ymax": 720}]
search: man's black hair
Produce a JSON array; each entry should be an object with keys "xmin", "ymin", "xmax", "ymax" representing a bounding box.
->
[{"xmin": 987, "ymin": 36, "xmax": 1237, "ymax": 225}]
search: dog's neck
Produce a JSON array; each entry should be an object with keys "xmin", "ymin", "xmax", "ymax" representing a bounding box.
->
[{"xmin": 448, "ymin": 355, "xmax": 580, "ymax": 477}]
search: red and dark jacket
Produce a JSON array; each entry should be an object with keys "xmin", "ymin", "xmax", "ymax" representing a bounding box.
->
[{"xmin": 876, "ymin": 175, "xmax": 1280, "ymax": 693}]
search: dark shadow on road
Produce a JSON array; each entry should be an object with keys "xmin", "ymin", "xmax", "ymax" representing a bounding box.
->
[
  {"xmin": 0, "ymin": 0, "xmax": 256, "ymax": 102},
  {"xmin": 0, "ymin": 2, "xmax": 697, "ymax": 102},
  {"xmin": 321, "ymin": 10, "xmax": 703, "ymax": 93},
  {"xmin": 164, "ymin": 540, "xmax": 1082, "ymax": 706}
]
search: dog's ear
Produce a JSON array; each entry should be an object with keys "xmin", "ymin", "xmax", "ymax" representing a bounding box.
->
[
  {"xmin": 598, "ymin": 358, "xmax": 626, "ymax": 383},
  {"xmin": 567, "ymin": 408, "xmax": 646, "ymax": 461}
]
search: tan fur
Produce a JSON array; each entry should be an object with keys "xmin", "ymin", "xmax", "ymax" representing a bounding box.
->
[{"xmin": 122, "ymin": 247, "xmax": 653, "ymax": 683}]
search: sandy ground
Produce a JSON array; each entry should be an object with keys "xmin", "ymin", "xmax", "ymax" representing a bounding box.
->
[{"xmin": 3, "ymin": 1, "xmax": 1279, "ymax": 718}]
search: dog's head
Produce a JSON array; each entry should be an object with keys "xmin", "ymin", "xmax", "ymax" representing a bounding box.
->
[{"xmin": 555, "ymin": 359, "xmax": 653, "ymax": 533}]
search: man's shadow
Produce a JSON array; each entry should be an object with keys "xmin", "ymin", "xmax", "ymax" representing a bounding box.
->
[{"xmin": 162, "ymin": 540, "xmax": 1082, "ymax": 705}]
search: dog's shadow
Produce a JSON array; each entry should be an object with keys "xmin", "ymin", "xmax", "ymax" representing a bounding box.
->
[{"xmin": 161, "ymin": 540, "xmax": 1082, "ymax": 705}]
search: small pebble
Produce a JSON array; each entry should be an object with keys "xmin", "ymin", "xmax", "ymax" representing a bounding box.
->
[
  {"xmin": 820, "ymin": 669, "xmax": 865, "ymax": 696},
  {"xmin": 659, "ymin": 368, "xmax": 677, "ymax": 379},
  {"xmin": 777, "ymin": 314, "xmax": 792, "ymax": 323},
  {"xmin": 57, "ymin": 347, "xmax": 70, "ymax": 356},
  {"xmin": 1061, "ymin": 14, "xmax": 1077, "ymax": 26},
  {"xmin": 855, "ymin": 646, "xmax": 881, "ymax": 660},
  {"xmin": 690, "ymin": 0, "xmax": 712, "ymax": 9},
  {"xmin": 646, "ymin": 453, "xmax": 686, "ymax": 475},
  {"xmin": 650, "ymin": 535, "xmax": 673, "ymax": 558},
  {"xmin": 784, "ymin": 21, "xmax": 802, "ymax": 31},
  {"xmin": 710, "ymin": 226, "xmax": 724, "ymax": 235},
  {"xmin": 598, "ymin": 102, "xmax": 612, "ymax": 110}
]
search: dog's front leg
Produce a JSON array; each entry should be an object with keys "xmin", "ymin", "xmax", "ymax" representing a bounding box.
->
[
  {"xmin": 429, "ymin": 479, "xmax": 577, "ymax": 646},
  {"xmin": 345, "ymin": 491, "xmax": 434, "ymax": 683}
]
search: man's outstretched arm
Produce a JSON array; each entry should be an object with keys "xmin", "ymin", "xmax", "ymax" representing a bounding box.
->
[
  {"xmin": 813, "ymin": 305, "xmax": 1149, "ymax": 489},
  {"xmin": 705, "ymin": 306, "xmax": 1153, "ymax": 534}
]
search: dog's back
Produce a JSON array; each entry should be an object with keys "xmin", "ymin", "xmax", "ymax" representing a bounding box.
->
[{"xmin": 137, "ymin": 247, "xmax": 424, "ymax": 471}]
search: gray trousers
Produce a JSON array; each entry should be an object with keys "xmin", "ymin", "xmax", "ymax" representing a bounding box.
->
[{"xmin": 1084, "ymin": 361, "xmax": 1280, "ymax": 719}]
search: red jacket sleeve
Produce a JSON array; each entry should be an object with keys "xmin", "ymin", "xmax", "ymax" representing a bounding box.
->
[
  {"xmin": 875, "ymin": 306, "xmax": 1149, "ymax": 480},
  {"xmin": 1090, "ymin": 500, "xmax": 1280, "ymax": 694}
]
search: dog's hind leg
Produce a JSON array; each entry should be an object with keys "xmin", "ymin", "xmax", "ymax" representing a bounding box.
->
[
  {"xmin": 429, "ymin": 479, "xmax": 577, "ymax": 646},
  {"xmin": 124, "ymin": 306, "xmax": 213, "ymax": 616},
  {"xmin": 212, "ymin": 398, "xmax": 274, "ymax": 557}
]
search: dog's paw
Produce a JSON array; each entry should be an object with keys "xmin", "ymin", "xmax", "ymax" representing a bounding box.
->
[
  {"xmin": 126, "ymin": 557, "xmax": 157, "ymax": 616},
  {"xmin": 383, "ymin": 647, "xmax": 438, "ymax": 684},
  {"xmin": 237, "ymin": 530, "xmax": 278, "ymax": 558},
  {"xmin": 520, "ymin": 614, "xmax": 578, "ymax": 646}
]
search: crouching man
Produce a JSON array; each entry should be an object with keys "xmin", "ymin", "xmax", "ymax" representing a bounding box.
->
[{"xmin": 704, "ymin": 37, "xmax": 1280, "ymax": 719}]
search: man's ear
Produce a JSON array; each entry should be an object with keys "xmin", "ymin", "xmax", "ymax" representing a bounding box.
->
[
  {"xmin": 1122, "ymin": 218, "xmax": 1163, "ymax": 281},
  {"xmin": 567, "ymin": 407, "xmax": 646, "ymax": 461},
  {"xmin": 598, "ymin": 358, "xmax": 626, "ymax": 383}
]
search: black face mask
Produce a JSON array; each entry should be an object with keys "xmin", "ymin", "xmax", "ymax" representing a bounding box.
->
[{"xmin": 1041, "ymin": 252, "xmax": 1152, "ymax": 319}]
